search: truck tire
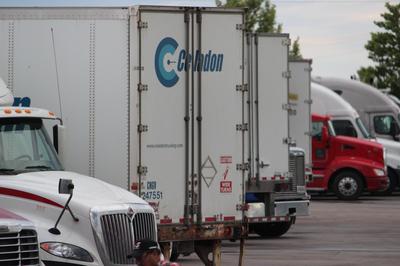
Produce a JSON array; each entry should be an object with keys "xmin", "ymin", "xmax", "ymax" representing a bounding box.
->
[
  {"xmin": 253, "ymin": 219, "xmax": 293, "ymax": 238},
  {"xmin": 332, "ymin": 171, "xmax": 363, "ymax": 200}
]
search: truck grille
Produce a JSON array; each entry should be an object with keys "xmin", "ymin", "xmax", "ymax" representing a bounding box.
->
[
  {"xmin": 0, "ymin": 229, "xmax": 40, "ymax": 266},
  {"xmin": 100, "ymin": 212, "xmax": 156, "ymax": 265},
  {"xmin": 289, "ymin": 151, "xmax": 305, "ymax": 192}
]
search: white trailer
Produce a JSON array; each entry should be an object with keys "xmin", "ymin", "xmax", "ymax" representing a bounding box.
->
[
  {"xmin": 245, "ymin": 33, "xmax": 309, "ymax": 237},
  {"xmin": 0, "ymin": 6, "xmax": 245, "ymax": 264},
  {"xmin": 288, "ymin": 59, "xmax": 312, "ymax": 179}
]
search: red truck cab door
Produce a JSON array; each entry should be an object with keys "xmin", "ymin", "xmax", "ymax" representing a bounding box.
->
[{"xmin": 312, "ymin": 120, "xmax": 330, "ymax": 171}]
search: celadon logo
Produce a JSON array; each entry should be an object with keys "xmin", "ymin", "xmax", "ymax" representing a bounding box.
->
[{"xmin": 154, "ymin": 37, "xmax": 224, "ymax": 87}]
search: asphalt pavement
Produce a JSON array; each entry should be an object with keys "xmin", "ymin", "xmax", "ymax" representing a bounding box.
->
[{"xmin": 179, "ymin": 193, "xmax": 400, "ymax": 265}]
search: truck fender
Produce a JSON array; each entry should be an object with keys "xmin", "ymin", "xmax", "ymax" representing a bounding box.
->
[{"xmin": 325, "ymin": 158, "xmax": 374, "ymax": 189}]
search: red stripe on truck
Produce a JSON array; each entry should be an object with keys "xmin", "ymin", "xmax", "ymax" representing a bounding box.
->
[
  {"xmin": 205, "ymin": 217, "xmax": 216, "ymax": 222},
  {"xmin": 0, "ymin": 187, "xmax": 63, "ymax": 208}
]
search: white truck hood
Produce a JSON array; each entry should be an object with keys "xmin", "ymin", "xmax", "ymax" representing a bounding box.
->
[
  {"xmin": 0, "ymin": 171, "xmax": 148, "ymax": 216},
  {"xmin": 376, "ymin": 138, "xmax": 400, "ymax": 170}
]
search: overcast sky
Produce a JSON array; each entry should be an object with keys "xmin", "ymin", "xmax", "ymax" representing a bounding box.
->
[{"xmin": 0, "ymin": 0, "xmax": 399, "ymax": 79}]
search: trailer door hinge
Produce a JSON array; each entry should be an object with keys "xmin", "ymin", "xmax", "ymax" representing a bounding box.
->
[
  {"xmin": 236, "ymin": 84, "xmax": 248, "ymax": 92},
  {"xmin": 305, "ymin": 67, "xmax": 313, "ymax": 72},
  {"xmin": 236, "ymin": 163, "xmax": 249, "ymax": 171},
  {"xmin": 137, "ymin": 165, "xmax": 148, "ymax": 176},
  {"xmin": 282, "ymin": 103, "xmax": 294, "ymax": 111},
  {"xmin": 283, "ymin": 137, "xmax": 296, "ymax": 145},
  {"xmin": 236, "ymin": 123, "xmax": 248, "ymax": 131},
  {"xmin": 282, "ymin": 71, "xmax": 291, "ymax": 79},
  {"xmin": 138, "ymin": 83, "xmax": 148, "ymax": 92},
  {"xmin": 284, "ymin": 171, "xmax": 294, "ymax": 178},
  {"xmin": 282, "ymin": 38, "xmax": 291, "ymax": 46},
  {"xmin": 236, "ymin": 24, "xmax": 245, "ymax": 30},
  {"xmin": 137, "ymin": 124, "xmax": 148, "ymax": 133},
  {"xmin": 138, "ymin": 21, "xmax": 148, "ymax": 29},
  {"xmin": 236, "ymin": 204, "xmax": 248, "ymax": 211},
  {"xmin": 304, "ymin": 99, "xmax": 313, "ymax": 104}
]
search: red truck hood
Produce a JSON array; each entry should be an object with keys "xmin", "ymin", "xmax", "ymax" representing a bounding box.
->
[{"xmin": 334, "ymin": 135, "xmax": 384, "ymax": 164}]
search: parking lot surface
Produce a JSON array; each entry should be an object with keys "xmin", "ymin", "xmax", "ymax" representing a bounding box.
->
[{"xmin": 180, "ymin": 194, "xmax": 400, "ymax": 265}]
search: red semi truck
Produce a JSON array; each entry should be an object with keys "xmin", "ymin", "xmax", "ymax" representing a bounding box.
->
[{"xmin": 307, "ymin": 114, "xmax": 388, "ymax": 200}]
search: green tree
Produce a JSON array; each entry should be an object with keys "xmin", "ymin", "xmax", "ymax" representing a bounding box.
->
[
  {"xmin": 216, "ymin": 0, "xmax": 282, "ymax": 32},
  {"xmin": 358, "ymin": 3, "xmax": 400, "ymax": 97},
  {"xmin": 289, "ymin": 37, "xmax": 302, "ymax": 60},
  {"xmin": 217, "ymin": 0, "xmax": 301, "ymax": 58}
]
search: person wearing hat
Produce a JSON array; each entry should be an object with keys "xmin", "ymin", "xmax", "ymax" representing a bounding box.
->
[{"xmin": 129, "ymin": 239, "xmax": 162, "ymax": 266}]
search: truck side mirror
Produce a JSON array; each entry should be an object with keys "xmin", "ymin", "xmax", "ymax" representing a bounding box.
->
[
  {"xmin": 321, "ymin": 126, "xmax": 329, "ymax": 143},
  {"xmin": 391, "ymin": 122, "xmax": 400, "ymax": 141},
  {"xmin": 59, "ymin": 179, "xmax": 74, "ymax": 195},
  {"xmin": 49, "ymin": 179, "xmax": 78, "ymax": 235},
  {"xmin": 53, "ymin": 124, "xmax": 66, "ymax": 166}
]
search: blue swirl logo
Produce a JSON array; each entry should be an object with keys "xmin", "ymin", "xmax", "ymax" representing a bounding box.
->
[
  {"xmin": 154, "ymin": 37, "xmax": 224, "ymax": 87},
  {"xmin": 154, "ymin": 37, "xmax": 179, "ymax": 88}
]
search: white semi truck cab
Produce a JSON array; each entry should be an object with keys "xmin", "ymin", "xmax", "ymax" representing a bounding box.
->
[{"xmin": 0, "ymin": 80, "xmax": 157, "ymax": 266}]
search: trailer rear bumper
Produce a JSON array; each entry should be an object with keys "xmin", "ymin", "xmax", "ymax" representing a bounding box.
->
[
  {"xmin": 275, "ymin": 200, "xmax": 310, "ymax": 216},
  {"xmin": 245, "ymin": 199, "xmax": 310, "ymax": 219}
]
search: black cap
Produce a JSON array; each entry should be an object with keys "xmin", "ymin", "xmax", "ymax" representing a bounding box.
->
[{"xmin": 127, "ymin": 240, "xmax": 160, "ymax": 259}]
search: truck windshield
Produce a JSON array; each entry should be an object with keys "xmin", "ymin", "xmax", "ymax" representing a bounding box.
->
[
  {"xmin": 355, "ymin": 118, "xmax": 371, "ymax": 139},
  {"xmin": 0, "ymin": 118, "xmax": 63, "ymax": 174}
]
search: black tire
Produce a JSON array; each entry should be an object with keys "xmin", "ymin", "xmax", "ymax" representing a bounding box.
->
[
  {"xmin": 253, "ymin": 219, "xmax": 293, "ymax": 238},
  {"xmin": 169, "ymin": 242, "xmax": 179, "ymax": 262},
  {"xmin": 332, "ymin": 171, "xmax": 363, "ymax": 200},
  {"xmin": 373, "ymin": 168, "xmax": 398, "ymax": 196}
]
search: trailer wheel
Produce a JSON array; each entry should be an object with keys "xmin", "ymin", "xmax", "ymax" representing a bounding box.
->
[
  {"xmin": 253, "ymin": 218, "xmax": 293, "ymax": 238},
  {"xmin": 332, "ymin": 171, "xmax": 363, "ymax": 200}
]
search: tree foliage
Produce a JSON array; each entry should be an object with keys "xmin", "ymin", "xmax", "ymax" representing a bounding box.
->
[
  {"xmin": 289, "ymin": 37, "xmax": 302, "ymax": 60},
  {"xmin": 216, "ymin": 0, "xmax": 282, "ymax": 33},
  {"xmin": 216, "ymin": 0, "xmax": 301, "ymax": 59},
  {"xmin": 358, "ymin": 3, "xmax": 400, "ymax": 97}
]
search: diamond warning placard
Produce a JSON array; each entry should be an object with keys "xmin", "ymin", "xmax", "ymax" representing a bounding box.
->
[
  {"xmin": 220, "ymin": 181, "xmax": 232, "ymax": 193},
  {"xmin": 201, "ymin": 156, "xmax": 217, "ymax": 188}
]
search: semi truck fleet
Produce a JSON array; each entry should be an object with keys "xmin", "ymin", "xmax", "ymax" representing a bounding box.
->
[
  {"xmin": 0, "ymin": 5, "xmax": 311, "ymax": 264},
  {"xmin": 311, "ymin": 82, "xmax": 400, "ymax": 194},
  {"xmin": 288, "ymin": 64, "xmax": 388, "ymax": 200}
]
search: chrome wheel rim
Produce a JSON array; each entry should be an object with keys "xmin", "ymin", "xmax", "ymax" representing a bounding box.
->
[{"xmin": 338, "ymin": 177, "xmax": 358, "ymax": 196}]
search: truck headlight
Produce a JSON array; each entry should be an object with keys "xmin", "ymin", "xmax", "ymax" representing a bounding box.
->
[
  {"xmin": 40, "ymin": 242, "xmax": 93, "ymax": 262},
  {"xmin": 373, "ymin": 168, "xmax": 385, "ymax": 177}
]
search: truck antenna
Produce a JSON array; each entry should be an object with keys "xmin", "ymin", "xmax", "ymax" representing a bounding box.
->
[{"xmin": 51, "ymin": 28, "xmax": 64, "ymax": 121}]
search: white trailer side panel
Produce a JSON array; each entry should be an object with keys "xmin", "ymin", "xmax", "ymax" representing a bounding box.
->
[
  {"xmin": 134, "ymin": 9, "xmax": 187, "ymax": 222},
  {"xmin": 0, "ymin": 8, "xmax": 130, "ymax": 188},
  {"xmin": 289, "ymin": 60, "xmax": 312, "ymax": 170},
  {"xmin": 198, "ymin": 11, "xmax": 244, "ymax": 221},
  {"xmin": 134, "ymin": 8, "xmax": 244, "ymax": 223},
  {"xmin": 253, "ymin": 34, "xmax": 290, "ymax": 180}
]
